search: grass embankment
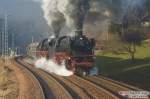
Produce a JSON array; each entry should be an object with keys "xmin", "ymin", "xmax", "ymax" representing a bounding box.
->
[{"xmin": 96, "ymin": 40, "xmax": 150, "ymax": 90}]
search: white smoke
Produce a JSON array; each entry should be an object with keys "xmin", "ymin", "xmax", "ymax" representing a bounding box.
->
[
  {"xmin": 35, "ymin": 0, "xmax": 71, "ymax": 34},
  {"xmin": 34, "ymin": 0, "xmax": 91, "ymax": 34},
  {"xmin": 35, "ymin": 57, "xmax": 73, "ymax": 76},
  {"xmin": 32, "ymin": 0, "xmax": 67, "ymax": 36}
]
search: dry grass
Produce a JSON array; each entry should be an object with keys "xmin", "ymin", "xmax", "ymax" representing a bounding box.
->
[{"xmin": 0, "ymin": 58, "xmax": 19, "ymax": 99}]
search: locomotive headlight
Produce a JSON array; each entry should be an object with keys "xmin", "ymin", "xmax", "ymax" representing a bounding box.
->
[
  {"xmin": 68, "ymin": 57, "xmax": 71, "ymax": 60},
  {"xmin": 80, "ymin": 37, "xmax": 83, "ymax": 40}
]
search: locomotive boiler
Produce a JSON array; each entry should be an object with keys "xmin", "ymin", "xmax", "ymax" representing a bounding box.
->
[{"xmin": 36, "ymin": 30, "xmax": 95, "ymax": 75}]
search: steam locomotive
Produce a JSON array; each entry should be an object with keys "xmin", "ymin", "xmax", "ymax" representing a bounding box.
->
[{"xmin": 36, "ymin": 30, "xmax": 95, "ymax": 75}]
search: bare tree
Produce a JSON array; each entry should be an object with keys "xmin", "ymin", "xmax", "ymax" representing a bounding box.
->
[
  {"xmin": 122, "ymin": 32, "xmax": 143, "ymax": 61},
  {"xmin": 121, "ymin": 4, "xmax": 145, "ymax": 61}
]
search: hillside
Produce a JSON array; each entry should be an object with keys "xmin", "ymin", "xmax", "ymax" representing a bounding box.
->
[{"xmin": 96, "ymin": 39, "xmax": 150, "ymax": 90}]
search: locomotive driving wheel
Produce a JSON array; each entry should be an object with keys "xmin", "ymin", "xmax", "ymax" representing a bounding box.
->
[
  {"xmin": 65, "ymin": 60, "xmax": 71, "ymax": 70},
  {"xmin": 76, "ymin": 67, "xmax": 89, "ymax": 76}
]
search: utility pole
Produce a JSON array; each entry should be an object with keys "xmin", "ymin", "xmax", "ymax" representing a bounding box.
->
[
  {"xmin": 31, "ymin": 36, "xmax": 36, "ymax": 57},
  {"xmin": 2, "ymin": 18, "xmax": 4, "ymax": 57},
  {"xmin": 9, "ymin": 32, "xmax": 15, "ymax": 57},
  {"xmin": 2, "ymin": 12, "xmax": 9, "ymax": 65},
  {"xmin": 32, "ymin": 36, "xmax": 34, "ymax": 43},
  {"xmin": 12, "ymin": 32, "xmax": 14, "ymax": 50}
]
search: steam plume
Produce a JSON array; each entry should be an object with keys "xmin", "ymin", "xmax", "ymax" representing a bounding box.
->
[
  {"xmin": 65, "ymin": 0, "xmax": 90, "ymax": 30},
  {"xmin": 35, "ymin": 0, "xmax": 91, "ymax": 36},
  {"xmin": 35, "ymin": 57, "xmax": 73, "ymax": 76},
  {"xmin": 33, "ymin": 0, "xmax": 148, "ymax": 40},
  {"xmin": 41, "ymin": 0, "xmax": 66, "ymax": 37}
]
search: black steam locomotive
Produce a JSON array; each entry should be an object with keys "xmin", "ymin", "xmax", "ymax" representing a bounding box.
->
[{"xmin": 36, "ymin": 30, "xmax": 95, "ymax": 75}]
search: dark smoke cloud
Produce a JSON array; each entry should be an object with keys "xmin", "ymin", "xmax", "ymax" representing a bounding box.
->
[
  {"xmin": 51, "ymin": 12, "xmax": 66, "ymax": 37},
  {"xmin": 0, "ymin": 0, "xmax": 149, "ymax": 53},
  {"xmin": 84, "ymin": 0, "xmax": 149, "ymax": 39},
  {"xmin": 66, "ymin": 0, "xmax": 90, "ymax": 30}
]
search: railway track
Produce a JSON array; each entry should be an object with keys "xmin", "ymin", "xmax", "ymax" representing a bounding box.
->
[
  {"xmin": 19, "ymin": 57, "xmax": 120, "ymax": 98},
  {"xmin": 49, "ymin": 73, "xmax": 92, "ymax": 99},
  {"xmin": 64, "ymin": 75, "xmax": 120, "ymax": 99},
  {"xmin": 37, "ymin": 70, "xmax": 72, "ymax": 99},
  {"xmin": 82, "ymin": 75, "xmax": 140, "ymax": 99},
  {"xmin": 97, "ymin": 75, "xmax": 140, "ymax": 90},
  {"xmin": 16, "ymin": 56, "xmax": 150, "ymax": 99},
  {"xmin": 37, "ymin": 69, "xmax": 120, "ymax": 99},
  {"xmin": 12, "ymin": 59, "xmax": 45, "ymax": 99},
  {"xmin": 15, "ymin": 57, "xmax": 73, "ymax": 99}
]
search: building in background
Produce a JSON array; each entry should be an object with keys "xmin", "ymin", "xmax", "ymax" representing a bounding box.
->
[{"xmin": 26, "ymin": 42, "xmax": 39, "ymax": 58}]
